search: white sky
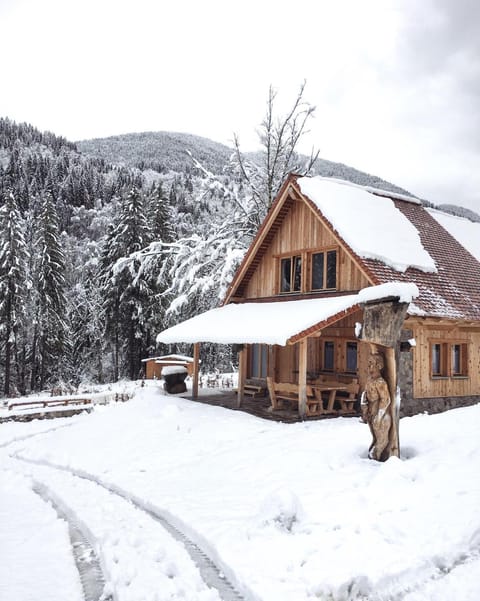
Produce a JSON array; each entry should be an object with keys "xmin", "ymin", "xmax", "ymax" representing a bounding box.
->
[{"xmin": 1, "ymin": 0, "xmax": 479, "ymax": 212}]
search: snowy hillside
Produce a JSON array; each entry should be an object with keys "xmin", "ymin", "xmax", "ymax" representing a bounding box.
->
[
  {"xmin": 77, "ymin": 130, "xmax": 416, "ymax": 199},
  {"xmin": 77, "ymin": 131, "xmax": 233, "ymax": 175},
  {"xmin": 1, "ymin": 385, "xmax": 479, "ymax": 601}
]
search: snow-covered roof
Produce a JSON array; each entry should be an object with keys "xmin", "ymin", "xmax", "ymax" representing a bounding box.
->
[
  {"xmin": 427, "ymin": 208, "xmax": 480, "ymax": 263},
  {"xmin": 161, "ymin": 365, "xmax": 188, "ymax": 375},
  {"xmin": 157, "ymin": 283, "xmax": 418, "ymax": 346},
  {"xmin": 297, "ymin": 176, "xmax": 437, "ymax": 274},
  {"xmin": 141, "ymin": 354, "xmax": 194, "ymax": 363}
]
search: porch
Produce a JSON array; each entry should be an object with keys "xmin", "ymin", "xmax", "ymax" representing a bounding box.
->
[
  {"xmin": 157, "ymin": 295, "xmax": 368, "ymax": 419},
  {"xmin": 178, "ymin": 386, "xmax": 359, "ymax": 423}
]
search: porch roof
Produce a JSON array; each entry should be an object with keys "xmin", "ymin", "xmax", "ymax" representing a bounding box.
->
[{"xmin": 157, "ymin": 283, "xmax": 418, "ymax": 346}]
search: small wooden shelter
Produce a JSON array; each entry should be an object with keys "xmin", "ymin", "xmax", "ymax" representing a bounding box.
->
[
  {"xmin": 157, "ymin": 175, "xmax": 480, "ymax": 418},
  {"xmin": 141, "ymin": 354, "xmax": 196, "ymax": 379}
]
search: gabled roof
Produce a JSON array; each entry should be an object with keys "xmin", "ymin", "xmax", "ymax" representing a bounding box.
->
[{"xmin": 224, "ymin": 174, "xmax": 480, "ymax": 321}]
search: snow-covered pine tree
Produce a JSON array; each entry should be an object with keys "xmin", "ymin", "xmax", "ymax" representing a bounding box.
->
[
  {"xmin": 100, "ymin": 187, "xmax": 156, "ymax": 380},
  {"xmin": 0, "ymin": 190, "xmax": 29, "ymax": 395},
  {"xmin": 33, "ymin": 190, "xmax": 68, "ymax": 390},
  {"xmin": 148, "ymin": 182, "xmax": 174, "ymax": 244}
]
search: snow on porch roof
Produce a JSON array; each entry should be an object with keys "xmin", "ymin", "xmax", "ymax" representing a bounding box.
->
[{"xmin": 156, "ymin": 283, "xmax": 418, "ymax": 346}]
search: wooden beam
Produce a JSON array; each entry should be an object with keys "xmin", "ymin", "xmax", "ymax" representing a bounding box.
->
[
  {"xmin": 268, "ymin": 345, "xmax": 276, "ymax": 379},
  {"xmin": 192, "ymin": 343, "xmax": 200, "ymax": 399},
  {"xmin": 298, "ymin": 339, "xmax": 308, "ymax": 418},
  {"xmin": 383, "ymin": 345, "xmax": 400, "ymax": 458},
  {"xmin": 237, "ymin": 346, "xmax": 248, "ymax": 408}
]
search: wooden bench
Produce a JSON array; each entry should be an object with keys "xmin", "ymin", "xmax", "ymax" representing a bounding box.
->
[
  {"xmin": 243, "ymin": 379, "xmax": 267, "ymax": 398},
  {"xmin": 335, "ymin": 380, "xmax": 360, "ymax": 413},
  {"xmin": 266, "ymin": 378, "xmax": 322, "ymax": 416},
  {"xmin": 313, "ymin": 377, "xmax": 360, "ymax": 414}
]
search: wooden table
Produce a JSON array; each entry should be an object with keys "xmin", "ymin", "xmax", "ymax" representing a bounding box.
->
[{"xmin": 311, "ymin": 385, "xmax": 348, "ymax": 413}]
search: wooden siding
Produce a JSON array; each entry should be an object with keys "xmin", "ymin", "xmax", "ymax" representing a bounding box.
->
[
  {"xmin": 243, "ymin": 198, "xmax": 371, "ymax": 298},
  {"xmin": 144, "ymin": 358, "xmax": 195, "ymax": 379},
  {"xmin": 409, "ymin": 319, "xmax": 480, "ymax": 398},
  {"xmin": 248, "ymin": 312, "xmax": 369, "ymax": 390}
]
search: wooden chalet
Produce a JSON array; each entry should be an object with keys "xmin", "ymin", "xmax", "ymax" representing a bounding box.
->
[{"xmin": 157, "ymin": 174, "xmax": 480, "ymax": 418}]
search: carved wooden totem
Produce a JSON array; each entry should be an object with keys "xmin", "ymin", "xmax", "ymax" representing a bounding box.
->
[
  {"xmin": 359, "ymin": 298, "xmax": 409, "ymax": 461},
  {"xmin": 361, "ymin": 352, "xmax": 392, "ymax": 461}
]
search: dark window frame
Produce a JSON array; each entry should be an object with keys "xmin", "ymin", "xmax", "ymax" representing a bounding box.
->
[
  {"xmin": 345, "ymin": 341, "xmax": 358, "ymax": 373},
  {"xmin": 430, "ymin": 340, "xmax": 468, "ymax": 378},
  {"xmin": 310, "ymin": 249, "xmax": 337, "ymax": 291},
  {"xmin": 280, "ymin": 255, "xmax": 302, "ymax": 294},
  {"xmin": 322, "ymin": 340, "xmax": 335, "ymax": 371}
]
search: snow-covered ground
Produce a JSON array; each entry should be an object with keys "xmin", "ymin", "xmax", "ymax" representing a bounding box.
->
[{"xmin": 1, "ymin": 382, "xmax": 479, "ymax": 601}]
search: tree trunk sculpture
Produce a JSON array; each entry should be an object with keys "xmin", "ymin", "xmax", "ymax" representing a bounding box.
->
[{"xmin": 361, "ymin": 352, "xmax": 392, "ymax": 461}]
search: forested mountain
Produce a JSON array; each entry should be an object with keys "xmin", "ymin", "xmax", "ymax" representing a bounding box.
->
[
  {"xmin": 78, "ymin": 131, "xmax": 414, "ymax": 199},
  {"xmin": 1, "ymin": 115, "xmax": 479, "ymax": 396},
  {"xmin": 78, "ymin": 131, "xmax": 233, "ymax": 175}
]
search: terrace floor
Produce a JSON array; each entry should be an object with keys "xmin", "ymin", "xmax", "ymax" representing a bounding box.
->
[{"xmin": 178, "ymin": 388, "xmax": 358, "ymax": 423}]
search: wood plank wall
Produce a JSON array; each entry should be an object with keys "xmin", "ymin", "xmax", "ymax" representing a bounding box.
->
[
  {"xmin": 244, "ymin": 198, "xmax": 371, "ymax": 299},
  {"xmin": 409, "ymin": 319, "xmax": 480, "ymax": 398},
  {"xmin": 269, "ymin": 312, "xmax": 369, "ymax": 389}
]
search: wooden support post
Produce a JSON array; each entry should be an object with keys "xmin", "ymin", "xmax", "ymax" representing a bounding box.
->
[
  {"xmin": 384, "ymin": 346, "xmax": 400, "ymax": 458},
  {"xmin": 192, "ymin": 343, "xmax": 200, "ymax": 399},
  {"xmin": 268, "ymin": 345, "xmax": 275, "ymax": 380},
  {"xmin": 298, "ymin": 339, "xmax": 308, "ymax": 418},
  {"xmin": 237, "ymin": 345, "xmax": 247, "ymax": 408}
]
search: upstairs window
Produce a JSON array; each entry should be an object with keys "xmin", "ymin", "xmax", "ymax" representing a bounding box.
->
[
  {"xmin": 311, "ymin": 250, "xmax": 337, "ymax": 290},
  {"xmin": 280, "ymin": 255, "xmax": 302, "ymax": 293}
]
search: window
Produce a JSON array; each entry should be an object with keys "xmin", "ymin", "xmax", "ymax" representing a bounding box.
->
[
  {"xmin": 431, "ymin": 343, "xmax": 444, "ymax": 376},
  {"xmin": 280, "ymin": 255, "xmax": 302, "ymax": 293},
  {"xmin": 323, "ymin": 341, "xmax": 335, "ymax": 371},
  {"xmin": 321, "ymin": 340, "xmax": 358, "ymax": 374},
  {"xmin": 431, "ymin": 341, "xmax": 468, "ymax": 378},
  {"xmin": 277, "ymin": 248, "xmax": 338, "ymax": 295},
  {"xmin": 311, "ymin": 250, "xmax": 337, "ymax": 290},
  {"xmin": 451, "ymin": 343, "xmax": 467, "ymax": 376},
  {"xmin": 346, "ymin": 342, "xmax": 358, "ymax": 373},
  {"xmin": 250, "ymin": 344, "xmax": 268, "ymax": 378}
]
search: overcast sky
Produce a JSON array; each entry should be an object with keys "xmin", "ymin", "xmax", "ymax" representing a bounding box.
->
[{"xmin": 1, "ymin": 0, "xmax": 479, "ymax": 211}]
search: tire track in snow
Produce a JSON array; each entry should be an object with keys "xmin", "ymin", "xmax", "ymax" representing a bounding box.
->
[
  {"xmin": 32, "ymin": 480, "xmax": 113, "ymax": 601},
  {"xmin": 0, "ymin": 422, "xmax": 74, "ymax": 449},
  {"xmin": 13, "ymin": 453, "xmax": 247, "ymax": 601},
  {"xmin": 349, "ymin": 545, "xmax": 480, "ymax": 601}
]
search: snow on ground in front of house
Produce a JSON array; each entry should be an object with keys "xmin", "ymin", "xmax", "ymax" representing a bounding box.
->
[
  {"xmin": 1, "ymin": 382, "xmax": 480, "ymax": 601},
  {"xmin": 0, "ymin": 379, "xmax": 141, "ymax": 411},
  {"xmin": 0, "ymin": 469, "xmax": 84, "ymax": 601}
]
